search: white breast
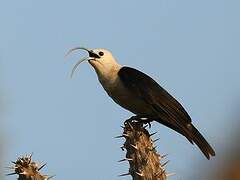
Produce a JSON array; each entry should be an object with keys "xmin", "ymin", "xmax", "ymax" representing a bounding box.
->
[{"xmin": 98, "ymin": 73, "xmax": 153, "ymax": 116}]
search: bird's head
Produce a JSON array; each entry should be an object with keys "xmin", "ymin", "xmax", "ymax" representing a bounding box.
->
[{"xmin": 67, "ymin": 47, "xmax": 121, "ymax": 78}]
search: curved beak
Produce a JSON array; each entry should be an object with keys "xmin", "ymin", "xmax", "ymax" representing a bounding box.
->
[
  {"xmin": 66, "ymin": 47, "xmax": 100, "ymax": 58},
  {"xmin": 66, "ymin": 47, "xmax": 99, "ymax": 78}
]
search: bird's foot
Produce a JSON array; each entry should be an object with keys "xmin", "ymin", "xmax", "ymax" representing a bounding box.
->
[
  {"xmin": 124, "ymin": 116, "xmax": 140, "ymax": 125},
  {"xmin": 124, "ymin": 116, "xmax": 153, "ymax": 128}
]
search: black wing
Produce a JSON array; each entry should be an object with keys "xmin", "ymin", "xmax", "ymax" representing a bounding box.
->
[
  {"xmin": 118, "ymin": 66, "xmax": 215, "ymax": 159},
  {"xmin": 118, "ymin": 66, "xmax": 192, "ymax": 123}
]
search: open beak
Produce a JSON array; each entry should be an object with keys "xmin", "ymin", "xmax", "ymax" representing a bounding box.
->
[
  {"xmin": 66, "ymin": 47, "xmax": 100, "ymax": 58},
  {"xmin": 88, "ymin": 50, "xmax": 100, "ymax": 59},
  {"xmin": 66, "ymin": 47, "xmax": 99, "ymax": 78}
]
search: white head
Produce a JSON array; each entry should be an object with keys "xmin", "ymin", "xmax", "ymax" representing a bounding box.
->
[
  {"xmin": 88, "ymin": 48, "xmax": 121, "ymax": 76},
  {"xmin": 67, "ymin": 47, "xmax": 122, "ymax": 79}
]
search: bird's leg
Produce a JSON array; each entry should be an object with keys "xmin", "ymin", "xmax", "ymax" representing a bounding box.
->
[
  {"xmin": 124, "ymin": 116, "xmax": 154, "ymax": 128},
  {"xmin": 124, "ymin": 115, "xmax": 141, "ymax": 125},
  {"xmin": 140, "ymin": 117, "xmax": 154, "ymax": 128}
]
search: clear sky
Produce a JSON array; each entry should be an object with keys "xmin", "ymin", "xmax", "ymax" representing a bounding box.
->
[{"xmin": 0, "ymin": 0, "xmax": 240, "ymax": 180}]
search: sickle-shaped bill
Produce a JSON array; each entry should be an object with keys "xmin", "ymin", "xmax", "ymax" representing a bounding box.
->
[
  {"xmin": 66, "ymin": 47, "xmax": 93, "ymax": 78},
  {"xmin": 70, "ymin": 56, "xmax": 94, "ymax": 78},
  {"xmin": 66, "ymin": 47, "xmax": 90, "ymax": 57}
]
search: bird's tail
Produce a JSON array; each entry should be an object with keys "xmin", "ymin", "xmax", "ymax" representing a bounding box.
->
[
  {"xmin": 155, "ymin": 118, "xmax": 215, "ymax": 159},
  {"xmin": 187, "ymin": 124, "xmax": 215, "ymax": 159}
]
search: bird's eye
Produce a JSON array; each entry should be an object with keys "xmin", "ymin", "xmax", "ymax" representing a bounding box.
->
[{"xmin": 99, "ymin": 51, "xmax": 104, "ymax": 56}]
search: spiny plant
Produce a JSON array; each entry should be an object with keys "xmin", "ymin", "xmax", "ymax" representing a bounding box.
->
[
  {"xmin": 117, "ymin": 121, "xmax": 175, "ymax": 180},
  {"xmin": 6, "ymin": 154, "xmax": 53, "ymax": 180}
]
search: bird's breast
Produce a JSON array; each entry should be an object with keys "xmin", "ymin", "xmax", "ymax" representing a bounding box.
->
[{"xmin": 99, "ymin": 76, "xmax": 153, "ymax": 116}]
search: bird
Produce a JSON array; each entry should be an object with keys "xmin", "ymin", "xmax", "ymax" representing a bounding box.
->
[{"xmin": 67, "ymin": 47, "xmax": 215, "ymax": 159}]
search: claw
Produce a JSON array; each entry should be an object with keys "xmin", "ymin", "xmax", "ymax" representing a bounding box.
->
[
  {"xmin": 148, "ymin": 122, "xmax": 152, "ymax": 128},
  {"xmin": 124, "ymin": 116, "xmax": 140, "ymax": 127},
  {"xmin": 143, "ymin": 124, "xmax": 148, "ymax": 128}
]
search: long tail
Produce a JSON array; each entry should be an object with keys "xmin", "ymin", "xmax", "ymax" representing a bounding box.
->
[
  {"xmin": 188, "ymin": 124, "xmax": 215, "ymax": 159},
  {"xmin": 155, "ymin": 119, "xmax": 215, "ymax": 159}
]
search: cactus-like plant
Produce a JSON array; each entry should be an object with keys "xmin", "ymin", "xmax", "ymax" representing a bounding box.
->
[
  {"xmin": 118, "ymin": 122, "xmax": 174, "ymax": 180},
  {"xmin": 7, "ymin": 154, "xmax": 53, "ymax": 180}
]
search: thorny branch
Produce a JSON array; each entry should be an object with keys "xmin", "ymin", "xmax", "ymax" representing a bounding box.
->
[
  {"xmin": 117, "ymin": 121, "xmax": 174, "ymax": 180},
  {"xmin": 6, "ymin": 154, "xmax": 53, "ymax": 180}
]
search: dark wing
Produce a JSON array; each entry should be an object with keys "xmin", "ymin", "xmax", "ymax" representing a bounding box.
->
[
  {"xmin": 118, "ymin": 66, "xmax": 192, "ymax": 124},
  {"xmin": 118, "ymin": 66, "xmax": 215, "ymax": 159}
]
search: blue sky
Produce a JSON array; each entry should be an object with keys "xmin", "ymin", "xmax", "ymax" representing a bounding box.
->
[{"xmin": 0, "ymin": 0, "xmax": 240, "ymax": 179}]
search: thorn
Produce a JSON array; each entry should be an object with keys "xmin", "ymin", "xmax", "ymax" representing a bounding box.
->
[
  {"xmin": 120, "ymin": 146, "xmax": 125, "ymax": 151},
  {"xmin": 127, "ymin": 122, "xmax": 134, "ymax": 130},
  {"xmin": 115, "ymin": 135, "xmax": 124, "ymax": 139},
  {"xmin": 135, "ymin": 171, "xmax": 144, "ymax": 177},
  {"xmin": 130, "ymin": 144, "xmax": 138, "ymax": 150},
  {"xmin": 149, "ymin": 132, "xmax": 157, "ymax": 137},
  {"xmin": 142, "ymin": 156, "xmax": 149, "ymax": 164},
  {"xmin": 118, "ymin": 158, "xmax": 133, "ymax": 162},
  {"xmin": 118, "ymin": 172, "xmax": 131, "ymax": 177},
  {"xmin": 120, "ymin": 125, "xmax": 125, "ymax": 129},
  {"xmin": 28, "ymin": 152, "xmax": 33, "ymax": 163},
  {"xmin": 166, "ymin": 172, "xmax": 176, "ymax": 177},
  {"xmin": 122, "ymin": 133, "xmax": 129, "ymax": 138},
  {"xmin": 147, "ymin": 146, "xmax": 156, "ymax": 151},
  {"xmin": 4, "ymin": 166, "xmax": 16, "ymax": 169},
  {"xmin": 5, "ymin": 172, "xmax": 17, "ymax": 176},
  {"xmin": 11, "ymin": 161, "xmax": 16, "ymax": 164},
  {"xmin": 46, "ymin": 175, "xmax": 56, "ymax": 179},
  {"xmin": 155, "ymin": 170, "xmax": 166, "ymax": 177},
  {"xmin": 38, "ymin": 163, "xmax": 47, "ymax": 171},
  {"xmin": 161, "ymin": 154, "xmax": 168, "ymax": 159},
  {"xmin": 153, "ymin": 138, "xmax": 160, "ymax": 143},
  {"xmin": 114, "ymin": 134, "xmax": 129, "ymax": 138},
  {"xmin": 20, "ymin": 171, "xmax": 27, "ymax": 175},
  {"xmin": 29, "ymin": 152, "xmax": 33, "ymax": 159},
  {"xmin": 162, "ymin": 160, "xmax": 170, "ymax": 167}
]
